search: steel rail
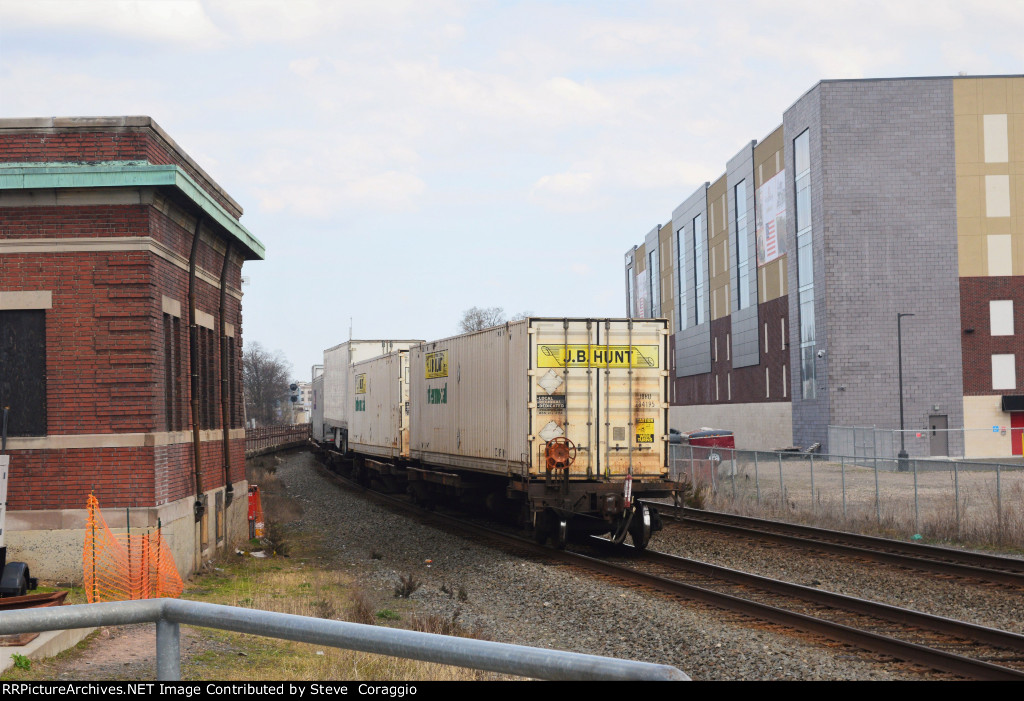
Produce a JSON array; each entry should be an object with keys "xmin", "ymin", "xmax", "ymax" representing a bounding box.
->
[
  {"xmin": 665, "ymin": 506, "xmax": 1024, "ymax": 585},
  {"xmin": 314, "ymin": 456, "xmax": 1024, "ymax": 680}
]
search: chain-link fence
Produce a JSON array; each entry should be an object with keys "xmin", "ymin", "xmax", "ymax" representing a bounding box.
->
[{"xmin": 668, "ymin": 444, "xmax": 1024, "ymax": 547}]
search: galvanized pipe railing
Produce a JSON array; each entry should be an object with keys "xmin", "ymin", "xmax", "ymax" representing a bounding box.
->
[{"xmin": 0, "ymin": 599, "xmax": 689, "ymax": 681}]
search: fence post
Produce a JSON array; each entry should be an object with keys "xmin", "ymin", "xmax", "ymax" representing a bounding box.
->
[
  {"xmin": 731, "ymin": 450, "xmax": 736, "ymax": 502},
  {"xmin": 872, "ymin": 426, "xmax": 878, "ymax": 474},
  {"xmin": 841, "ymin": 454, "xmax": 846, "ymax": 520},
  {"xmin": 778, "ymin": 452, "xmax": 784, "ymax": 510},
  {"xmin": 754, "ymin": 451, "xmax": 760, "ymax": 504},
  {"xmin": 913, "ymin": 457, "xmax": 919, "ymax": 534},
  {"xmin": 954, "ymin": 460, "xmax": 960, "ymax": 538},
  {"xmin": 156, "ymin": 617, "xmax": 181, "ymax": 681},
  {"xmin": 997, "ymin": 463, "xmax": 1003, "ymax": 544},
  {"xmin": 874, "ymin": 455, "xmax": 881, "ymax": 527},
  {"xmin": 809, "ymin": 453, "xmax": 815, "ymax": 515}
]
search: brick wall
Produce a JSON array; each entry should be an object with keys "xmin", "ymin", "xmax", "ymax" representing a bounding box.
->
[
  {"xmin": 673, "ymin": 294, "xmax": 791, "ymax": 405},
  {"xmin": 960, "ymin": 276, "xmax": 1024, "ymax": 395},
  {"xmin": 2, "ymin": 177, "xmax": 248, "ymax": 513}
]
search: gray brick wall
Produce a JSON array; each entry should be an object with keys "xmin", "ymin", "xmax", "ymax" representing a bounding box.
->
[{"xmin": 784, "ymin": 79, "xmax": 964, "ymax": 456}]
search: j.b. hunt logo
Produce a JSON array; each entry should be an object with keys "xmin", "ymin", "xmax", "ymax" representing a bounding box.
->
[
  {"xmin": 538, "ymin": 345, "xmax": 658, "ymax": 368},
  {"xmin": 427, "ymin": 383, "xmax": 447, "ymax": 405},
  {"xmin": 425, "ymin": 351, "xmax": 448, "ymax": 379}
]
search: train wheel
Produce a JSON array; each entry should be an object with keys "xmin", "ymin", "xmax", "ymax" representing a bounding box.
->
[
  {"xmin": 629, "ymin": 503, "xmax": 652, "ymax": 551},
  {"xmin": 534, "ymin": 511, "xmax": 552, "ymax": 544}
]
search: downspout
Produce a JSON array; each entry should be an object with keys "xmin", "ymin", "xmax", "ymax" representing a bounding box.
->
[
  {"xmin": 218, "ymin": 241, "xmax": 234, "ymax": 507},
  {"xmin": 188, "ymin": 216, "xmax": 205, "ymax": 521}
]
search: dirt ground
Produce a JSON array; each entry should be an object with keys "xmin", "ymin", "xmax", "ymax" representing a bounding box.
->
[{"xmin": 11, "ymin": 623, "xmax": 232, "ymax": 681}]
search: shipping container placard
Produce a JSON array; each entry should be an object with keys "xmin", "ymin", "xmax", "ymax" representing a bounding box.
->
[
  {"xmin": 355, "ymin": 374, "xmax": 367, "ymax": 394},
  {"xmin": 635, "ymin": 418, "xmax": 654, "ymax": 443},
  {"xmin": 538, "ymin": 345, "xmax": 659, "ymax": 369},
  {"xmin": 536, "ymin": 394, "xmax": 566, "ymax": 413},
  {"xmin": 425, "ymin": 351, "xmax": 448, "ymax": 379}
]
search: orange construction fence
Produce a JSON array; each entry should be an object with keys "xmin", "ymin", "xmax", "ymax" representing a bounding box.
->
[{"xmin": 83, "ymin": 494, "xmax": 183, "ymax": 603}]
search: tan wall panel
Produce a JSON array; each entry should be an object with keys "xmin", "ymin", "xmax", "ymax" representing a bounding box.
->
[
  {"xmin": 707, "ymin": 174, "xmax": 730, "ymax": 321},
  {"xmin": 659, "ymin": 222, "xmax": 674, "ymax": 328},
  {"xmin": 955, "ymin": 115, "xmax": 981, "ymax": 164},
  {"xmin": 962, "ymin": 395, "xmax": 1012, "ymax": 458},
  {"xmin": 959, "ymin": 235, "xmax": 984, "ymax": 277},
  {"xmin": 956, "ymin": 77, "xmax": 1024, "ymax": 278},
  {"xmin": 954, "ymin": 78, "xmax": 980, "ymax": 115},
  {"xmin": 981, "ymin": 78, "xmax": 1011, "ymax": 114}
]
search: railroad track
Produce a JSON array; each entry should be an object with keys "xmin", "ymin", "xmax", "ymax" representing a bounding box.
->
[
  {"xmin": 313, "ymin": 456, "xmax": 1024, "ymax": 680},
  {"xmin": 661, "ymin": 506, "xmax": 1024, "ymax": 586}
]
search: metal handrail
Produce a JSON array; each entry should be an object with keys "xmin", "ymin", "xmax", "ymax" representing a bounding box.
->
[{"xmin": 0, "ymin": 599, "xmax": 689, "ymax": 681}]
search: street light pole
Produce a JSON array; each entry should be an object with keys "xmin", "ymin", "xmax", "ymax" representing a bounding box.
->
[{"xmin": 897, "ymin": 313, "xmax": 915, "ymax": 472}]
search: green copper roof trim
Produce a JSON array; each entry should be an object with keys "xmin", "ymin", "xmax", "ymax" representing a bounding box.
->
[{"xmin": 0, "ymin": 162, "xmax": 265, "ymax": 260}]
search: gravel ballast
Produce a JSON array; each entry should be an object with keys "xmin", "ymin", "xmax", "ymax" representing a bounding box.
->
[{"xmin": 275, "ymin": 451, "xmax": 951, "ymax": 680}]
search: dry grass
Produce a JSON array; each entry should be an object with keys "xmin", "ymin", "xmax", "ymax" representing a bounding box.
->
[
  {"xmin": 167, "ymin": 455, "xmax": 512, "ymax": 681},
  {"xmin": 678, "ymin": 456, "xmax": 1024, "ymax": 551},
  {"xmin": 183, "ymin": 545, "xmax": 506, "ymax": 681}
]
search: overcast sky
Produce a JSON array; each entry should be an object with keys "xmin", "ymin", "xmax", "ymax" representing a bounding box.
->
[{"xmin": 2, "ymin": 0, "xmax": 1022, "ymax": 379}]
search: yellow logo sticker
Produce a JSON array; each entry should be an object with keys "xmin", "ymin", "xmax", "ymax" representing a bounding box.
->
[
  {"xmin": 425, "ymin": 351, "xmax": 448, "ymax": 379},
  {"xmin": 635, "ymin": 418, "xmax": 654, "ymax": 444},
  {"xmin": 355, "ymin": 374, "xmax": 367, "ymax": 394},
  {"xmin": 538, "ymin": 345, "xmax": 659, "ymax": 368}
]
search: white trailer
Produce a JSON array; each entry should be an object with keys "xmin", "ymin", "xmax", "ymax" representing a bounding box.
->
[
  {"xmin": 405, "ymin": 318, "xmax": 676, "ymax": 547},
  {"xmin": 348, "ymin": 350, "xmax": 411, "ymax": 461},
  {"xmin": 322, "ymin": 339, "xmax": 421, "ymax": 452}
]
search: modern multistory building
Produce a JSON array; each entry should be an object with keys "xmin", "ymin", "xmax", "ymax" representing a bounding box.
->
[{"xmin": 625, "ymin": 75, "xmax": 1023, "ymax": 458}]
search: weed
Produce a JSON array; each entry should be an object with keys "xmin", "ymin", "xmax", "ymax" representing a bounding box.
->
[
  {"xmin": 347, "ymin": 588, "xmax": 375, "ymax": 625},
  {"xmin": 376, "ymin": 609, "xmax": 401, "ymax": 621},
  {"xmin": 440, "ymin": 583, "xmax": 452, "ymax": 596},
  {"xmin": 458, "ymin": 586, "xmax": 469, "ymax": 603},
  {"xmin": 370, "ymin": 550, "xmax": 383, "ymax": 560},
  {"xmin": 409, "ymin": 610, "xmax": 487, "ymax": 640},
  {"xmin": 393, "ymin": 574, "xmax": 421, "ymax": 598},
  {"xmin": 11, "ymin": 653, "xmax": 30, "ymax": 671},
  {"xmin": 311, "ymin": 599, "xmax": 336, "ymax": 620}
]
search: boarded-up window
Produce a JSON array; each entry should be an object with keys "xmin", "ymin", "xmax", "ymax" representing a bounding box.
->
[
  {"xmin": 196, "ymin": 326, "xmax": 219, "ymax": 430},
  {"xmin": 164, "ymin": 313, "xmax": 183, "ymax": 431},
  {"xmin": 0, "ymin": 310, "xmax": 46, "ymax": 436}
]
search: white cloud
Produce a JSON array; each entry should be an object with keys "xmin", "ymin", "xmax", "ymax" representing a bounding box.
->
[{"xmin": 0, "ymin": 0, "xmax": 224, "ymax": 47}]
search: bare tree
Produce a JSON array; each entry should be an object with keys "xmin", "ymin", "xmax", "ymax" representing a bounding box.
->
[
  {"xmin": 459, "ymin": 306, "xmax": 507, "ymax": 333},
  {"xmin": 243, "ymin": 342, "xmax": 292, "ymax": 426}
]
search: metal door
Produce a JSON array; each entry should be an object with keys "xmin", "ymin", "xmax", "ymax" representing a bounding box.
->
[
  {"xmin": 929, "ymin": 415, "xmax": 948, "ymax": 457},
  {"xmin": 1010, "ymin": 412, "xmax": 1024, "ymax": 456}
]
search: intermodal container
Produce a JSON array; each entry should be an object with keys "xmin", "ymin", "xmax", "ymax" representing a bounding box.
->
[
  {"xmin": 409, "ymin": 318, "xmax": 669, "ymax": 479},
  {"xmin": 348, "ymin": 350, "xmax": 411, "ymax": 460}
]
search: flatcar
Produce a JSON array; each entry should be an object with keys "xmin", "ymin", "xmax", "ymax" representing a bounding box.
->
[{"xmin": 313, "ymin": 318, "xmax": 683, "ymax": 549}]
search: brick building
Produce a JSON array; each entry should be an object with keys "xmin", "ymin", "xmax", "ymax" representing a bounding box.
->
[
  {"xmin": 0, "ymin": 116, "xmax": 265, "ymax": 579},
  {"xmin": 626, "ymin": 75, "xmax": 1024, "ymax": 458}
]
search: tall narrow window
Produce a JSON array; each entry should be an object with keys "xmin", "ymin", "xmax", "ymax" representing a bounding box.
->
[
  {"xmin": 693, "ymin": 213, "xmax": 706, "ymax": 325},
  {"xmin": 0, "ymin": 310, "xmax": 46, "ymax": 436},
  {"xmin": 734, "ymin": 179, "xmax": 750, "ymax": 310},
  {"xmin": 676, "ymin": 227, "xmax": 687, "ymax": 330},
  {"xmin": 626, "ymin": 266, "xmax": 635, "ymax": 317},
  {"xmin": 163, "ymin": 313, "xmax": 184, "ymax": 431},
  {"xmin": 648, "ymin": 248, "xmax": 660, "ymax": 318},
  {"xmin": 794, "ymin": 130, "xmax": 816, "ymax": 399}
]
